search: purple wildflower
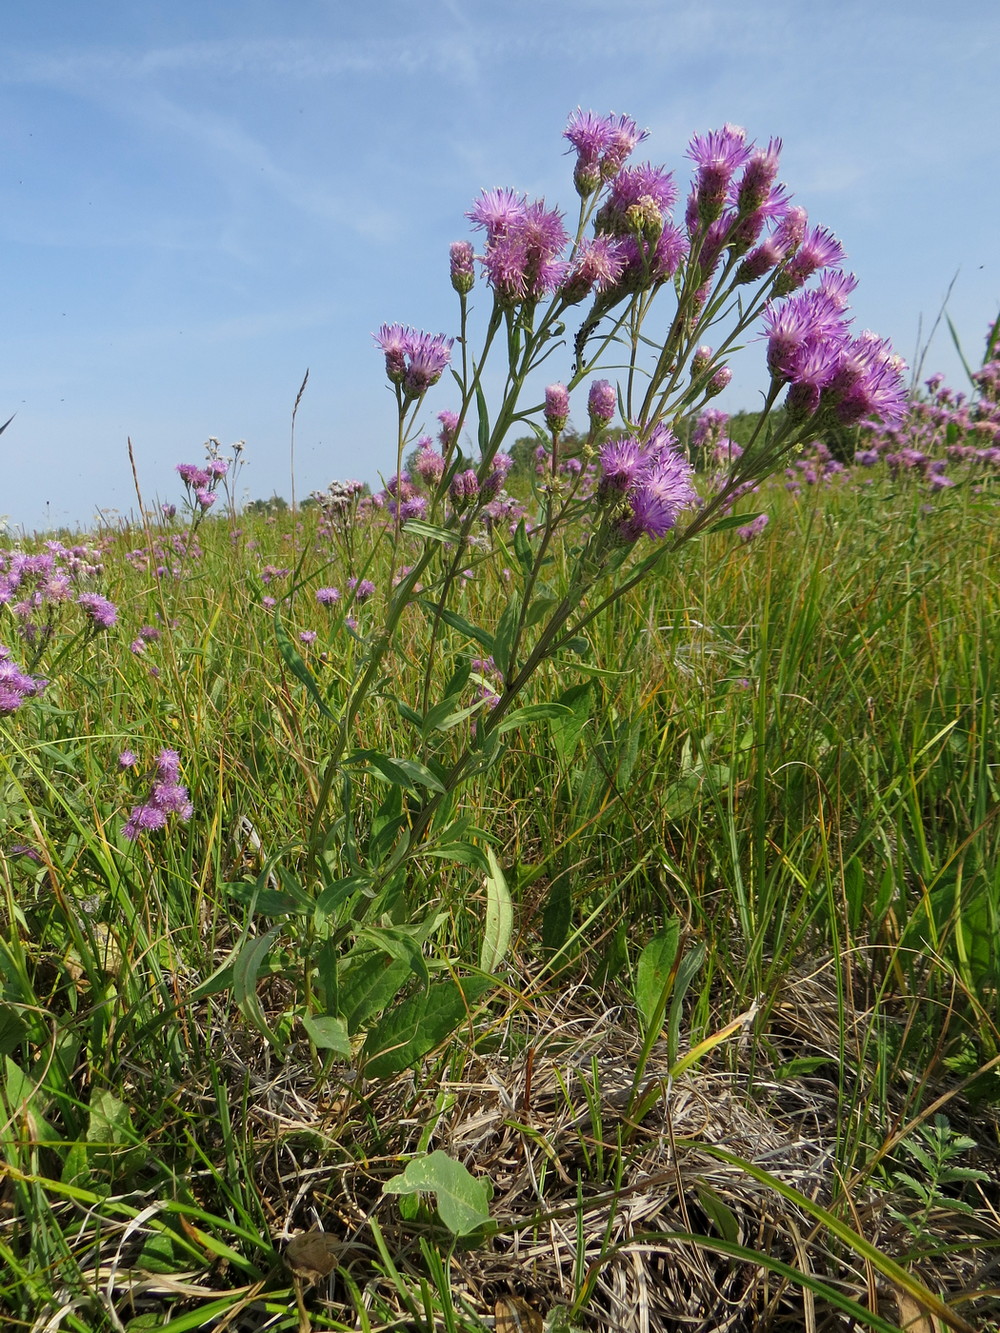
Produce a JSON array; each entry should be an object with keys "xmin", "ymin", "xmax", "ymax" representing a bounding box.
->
[
  {"xmin": 438, "ymin": 410, "xmax": 460, "ymax": 450},
  {"xmin": 122, "ymin": 748, "xmax": 192, "ymax": 840},
  {"xmin": 299, "ymin": 630, "xmax": 318, "ymax": 644},
  {"xmin": 738, "ymin": 513, "xmax": 770, "ymax": 543},
  {"xmin": 686, "ymin": 125, "xmax": 749, "ymax": 226},
  {"xmin": 316, "ymin": 587, "xmax": 341, "ymax": 605},
  {"xmin": 119, "ymin": 750, "xmax": 138, "ymax": 768},
  {"xmin": 598, "ymin": 437, "xmax": 646, "ymax": 495},
  {"xmin": 350, "ymin": 579, "xmax": 376, "ymax": 603},
  {"xmin": 78, "ymin": 592, "xmax": 118, "ymax": 629},
  {"xmin": 563, "ymin": 108, "xmax": 647, "ymax": 194},
  {"xmin": 195, "ymin": 488, "xmax": 217, "ymax": 510}
]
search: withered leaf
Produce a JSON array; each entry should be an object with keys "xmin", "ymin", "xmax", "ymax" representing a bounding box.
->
[
  {"xmin": 285, "ymin": 1230, "xmax": 340, "ymax": 1283},
  {"xmin": 495, "ymin": 1296, "xmax": 544, "ymax": 1333}
]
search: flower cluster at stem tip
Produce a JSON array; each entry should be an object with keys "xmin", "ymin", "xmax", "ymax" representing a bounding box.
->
[
  {"xmin": 122, "ymin": 748, "xmax": 193, "ymax": 840},
  {"xmin": 372, "ymin": 107, "xmax": 907, "ymax": 526}
]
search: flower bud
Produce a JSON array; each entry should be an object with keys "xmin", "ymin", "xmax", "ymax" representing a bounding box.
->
[
  {"xmin": 545, "ymin": 383, "xmax": 570, "ymax": 434},
  {"xmin": 587, "ymin": 379, "xmax": 616, "ymax": 428},
  {"xmin": 449, "ymin": 241, "xmax": 475, "ymax": 295}
]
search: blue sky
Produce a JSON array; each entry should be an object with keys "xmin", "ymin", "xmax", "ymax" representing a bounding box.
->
[{"xmin": 2, "ymin": 0, "xmax": 998, "ymax": 532}]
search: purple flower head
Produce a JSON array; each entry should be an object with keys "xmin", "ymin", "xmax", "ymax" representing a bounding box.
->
[
  {"xmin": 122, "ymin": 748, "xmax": 192, "ymax": 840},
  {"xmin": 161, "ymin": 503, "xmax": 177, "ymax": 519},
  {"xmin": 414, "ymin": 443, "xmax": 446, "ymax": 486},
  {"xmin": 119, "ymin": 750, "xmax": 138, "ymax": 768},
  {"xmin": 600, "ymin": 164, "xmax": 678, "ymax": 237},
  {"xmin": 78, "ymin": 592, "xmax": 118, "ymax": 629},
  {"xmin": 559, "ymin": 235, "xmax": 628, "ymax": 304},
  {"xmin": 195, "ymin": 487, "xmax": 217, "ymax": 510},
  {"xmin": 471, "ymin": 192, "xmax": 569, "ymax": 305},
  {"xmin": 588, "ymin": 379, "xmax": 617, "ymax": 428},
  {"xmin": 437, "ymin": 410, "xmax": 460, "ymax": 450},
  {"xmin": 735, "ymin": 236, "xmax": 787, "ymax": 286},
  {"xmin": 206, "ymin": 458, "xmax": 229, "ymax": 478},
  {"xmin": 735, "ymin": 138, "xmax": 782, "ymax": 216},
  {"xmin": 482, "ymin": 451, "xmax": 513, "ymax": 498},
  {"xmin": 708, "ymin": 365, "xmax": 732, "ymax": 397},
  {"xmin": 316, "ymin": 586, "xmax": 341, "ymax": 605},
  {"xmin": 738, "ymin": 513, "xmax": 770, "ymax": 543},
  {"xmin": 300, "ymin": 630, "xmax": 318, "ymax": 644},
  {"xmin": 402, "ymin": 330, "xmax": 454, "ymax": 399},
  {"xmin": 449, "ymin": 240, "xmax": 476, "ymax": 295},
  {"xmin": 773, "ymin": 205, "xmax": 808, "ymax": 256},
  {"xmin": 774, "ymin": 225, "xmax": 845, "ymax": 296},
  {"xmin": 824, "ymin": 331, "xmax": 908, "ymax": 427},
  {"xmin": 598, "ymin": 436, "xmax": 646, "ymax": 495},
  {"xmin": 350, "ymin": 578, "xmax": 376, "ymax": 603},
  {"xmin": 545, "ymin": 383, "xmax": 570, "ymax": 433},
  {"xmin": 762, "ymin": 290, "xmax": 849, "ymax": 383},
  {"xmin": 686, "ymin": 125, "xmax": 749, "ymax": 225},
  {"xmin": 176, "ymin": 463, "xmax": 211, "ymax": 488},
  {"xmin": 817, "ymin": 269, "xmax": 858, "ymax": 312},
  {"xmin": 374, "ymin": 323, "xmax": 410, "ymax": 384},
  {"xmin": 564, "ymin": 108, "xmax": 647, "ymax": 194}
]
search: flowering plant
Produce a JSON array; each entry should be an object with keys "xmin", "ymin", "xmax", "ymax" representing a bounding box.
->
[{"xmin": 267, "ymin": 111, "xmax": 908, "ymax": 1069}]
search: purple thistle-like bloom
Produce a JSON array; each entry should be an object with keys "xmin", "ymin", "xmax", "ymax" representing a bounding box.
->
[
  {"xmin": 78, "ymin": 592, "xmax": 118, "ymax": 629},
  {"xmin": 545, "ymin": 383, "xmax": 570, "ymax": 433},
  {"xmin": 156, "ymin": 749, "xmax": 182, "ymax": 784},
  {"xmin": 620, "ymin": 461, "xmax": 697, "ymax": 539},
  {"xmin": 206, "ymin": 458, "xmax": 229, "ymax": 477},
  {"xmin": 559, "ymin": 236, "xmax": 628, "ymax": 304},
  {"xmin": 161, "ymin": 503, "xmax": 177, "ymax": 519},
  {"xmin": 449, "ymin": 240, "xmax": 476, "ymax": 295},
  {"xmin": 437, "ymin": 410, "xmax": 460, "ymax": 449},
  {"xmin": 122, "ymin": 748, "xmax": 192, "ymax": 840},
  {"xmin": 687, "ymin": 125, "xmax": 749, "ymax": 225},
  {"xmin": 351, "ymin": 578, "xmax": 376, "ymax": 603},
  {"xmin": 598, "ymin": 437, "xmax": 646, "ymax": 495},
  {"xmin": 601, "ymin": 164, "xmax": 678, "ymax": 231},
  {"xmin": 817, "ymin": 269, "xmax": 858, "ymax": 311},
  {"xmin": 472, "ymin": 194, "xmax": 569, "ymax": 305},
  {"xmin": 481, "ymin": 451, "xmax": 513, "ymax": 498},
  {"xmin": 588, "ymin": 379, "xmax": 617, "ymax": 428},
  {"xmin": 708, "ymin": 365, "xmax": 732, "ymax": 397},
  {"xmin": 563, "ymin": 109, "xmax": 648, "ymax": 194},
  {"xmin": 738, "ymin": 513, "xmax": 770, "ymax": 543},
  {"xmin": 762, "ymin": 290, "xmax": 849, "ymax": 383},
  {"xmin": 773, "ymin": 224, "xmax": 846, "ymax": 295},
  {"xmin": 374, "ymin": 323, "xmax": 410, "ymax": 384},
  {"xmin": 735, "ymin": 138, "xmax": 782, "ymax": 215},
  {"xmin": 0, "ymin": 652, "xmax": 47, "ymax": 714},
  {"xmin": 735, "ymin": 236, "xmax": 786, "ymax": 285},
  {"xmin": 825, "ymin": 331, "xmax": 908, "ymax": 427},
  {"xmin": 316, "ymin": 586, "xmax": 341, "ymax": 605},
  {"xmin": 414, "ymin": 444, "xmax": 446, "ymax": 486},
  {"xmin": 119, "ymin": 750, "xmax": 138, "ymax": 767},
  {"xmin": 467, "ymin": 187, "xmax": 527, "ymax": 241},
  {"xmin": 299, "ymin": 630, "xmax": 318, "ymax": 643},
  {"xmin": 176, "ymin": 463, "xmax": 211, "ymax": 488},
  {"xmin": 195, "ymin": 487, "xmax": 216, "ymax": 510},
  {"xmin": 402, "ymin": 330, "xmax": 454, "ymax": 399}
]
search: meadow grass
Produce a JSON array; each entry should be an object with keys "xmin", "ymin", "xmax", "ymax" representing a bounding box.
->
[{"xmin": 1, "ymin": 459, "xmax": 998, "ymax": 1332}]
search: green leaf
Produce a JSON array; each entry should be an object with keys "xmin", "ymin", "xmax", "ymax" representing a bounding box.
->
[
  {"xmin": 232, "ymin": 924, "xmax": 283, "ymax": 1050},
  {"xmin": 416, "ymin": 600, "xmax": 494, "ymax": 652},
  {"xmin": 301, "ymin": 1013, "xmax": 352, "ymax": 1056},
  {"xmin": 634, "ymin": 922, "xmax": 681, "ymax": 1035},
  {"xmin": 423, "ymin": 840, "xmax": 489, "ymax": 871},
  {"xmin": 86, "ymin": 1088, "xmax": 147, "ymax": 1178},
  {"xmin": 339, "ymin": 952, "xmax": 413, "ymax": 1035},
  {"xmin": 402, "ymin": 519, "xmax": 457, "ymax": 544},
  {"xmin": 695, "ymin": 1183, "xmax": 741, "ymax": 1244},
  {"xmin": 476, "ymin": 381, "xmax": 490, "ymax": 455},
  {"xmin": 495, "ymin": 703, "xmax": 572, "ymax": 735},
  {"xmin": 349, "ymin": 749, "xmax": 445, "ymax": 793},
  {"xmin": 2, "ymin": 1055, "xmax": 59, "ymax": 1145},
  {"xmin": 705, "ymin": 511, "xmax": 763, "ymax": 535},
  {"xmin": 274, "ymin": 610, "xmax": 333, "ymax": 718},
  {"xmin": 513, "ymin": 519, "xmax": 533, "ymax": 574},
  {"xmin": 549, "ymin": 683, "xmax": 592, "ymax": 762},
  {"xmin": 362, "ymin": 977, "xmax": 490, "ymax": 1078},
  {"xmin": 383, "ymin": 1149, "xmax": 492, "ymax": 1236},
  {"xmin": 480, "ymin": 847, "xmax": 513, "ymax": 973},
  {"xmin": 492, "ymin": 596, "xmax": 520, "ymax": 676}
]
